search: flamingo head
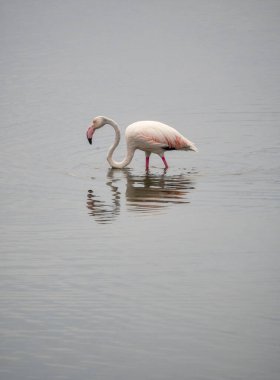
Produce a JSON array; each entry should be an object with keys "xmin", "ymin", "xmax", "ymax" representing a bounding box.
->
[{"xmin": 86, "ymin": 116, "xmax": 105, "ymax": 144}]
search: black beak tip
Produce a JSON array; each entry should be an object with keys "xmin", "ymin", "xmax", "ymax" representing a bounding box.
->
[{"xmin": 87, "ymin": 138, "xmax": 92, "ymax": 145}]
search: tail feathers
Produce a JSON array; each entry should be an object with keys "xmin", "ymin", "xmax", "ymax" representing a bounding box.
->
[{"xmin": 189, "ymin": 143, "xmax": 198, "ymax": 152}]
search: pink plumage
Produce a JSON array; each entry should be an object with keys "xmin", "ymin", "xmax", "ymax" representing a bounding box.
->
[{"xmin": 86, "ymin": 116, "xmax": 197, "ymax": 170}]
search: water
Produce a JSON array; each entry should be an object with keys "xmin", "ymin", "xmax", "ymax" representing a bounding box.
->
[{"xmin": 1, "ymin": 1, "xmax": 280, "ymax": 379}]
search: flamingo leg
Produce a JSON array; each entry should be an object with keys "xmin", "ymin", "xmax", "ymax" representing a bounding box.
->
[
  {"xmin": 161, "ymin": 156, "xmax": 169, "ymax": 169},
  {"xmin": 145, "ymin": 156, "xmax": 149, "ymax": 170},
  {"xmin": 145, "ymin": 152, "xmax": 151, "ymax": 170}
]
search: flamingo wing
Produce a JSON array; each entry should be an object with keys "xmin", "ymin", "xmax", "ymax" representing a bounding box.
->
[{"xmin": 140, "ymin": 129, "xmax": 188, "ymax": 150}]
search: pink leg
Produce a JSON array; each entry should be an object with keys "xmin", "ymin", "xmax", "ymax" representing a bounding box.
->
[
  {"xmin": 161, "ymin": 156, "xmax": 169, "ymax": 169},
  {"xmin": 145, "ymin": 156, "xmax": 150, "ymax": 170}
]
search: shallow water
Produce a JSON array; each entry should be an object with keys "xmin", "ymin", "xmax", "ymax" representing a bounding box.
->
[{"xmin": 1, "ymin": 1, "xmax": 280, "ymax": 380}]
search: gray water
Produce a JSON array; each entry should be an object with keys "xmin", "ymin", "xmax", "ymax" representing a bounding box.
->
[{"xmin": 1, "ymin": 1, "xmax": 280, "ymax": 379}]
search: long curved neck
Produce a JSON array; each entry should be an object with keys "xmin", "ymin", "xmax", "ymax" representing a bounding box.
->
[{"xmin": 104, "ymin": 118, "xmax": 134, "ymax": 169}]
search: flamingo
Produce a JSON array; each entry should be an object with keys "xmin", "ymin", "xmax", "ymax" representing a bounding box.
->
[{"xmin": 86, "ymin": 116, "xmax": 197, "ymax": 170}]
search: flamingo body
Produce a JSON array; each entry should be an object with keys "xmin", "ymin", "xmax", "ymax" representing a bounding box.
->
[
  {"xmin": 86, "ymin": 116, "xmax": 197, "ymax": 170},
  {"xmin": 126, "ymin": 121, "xmax": 196, "ymax": 153}
]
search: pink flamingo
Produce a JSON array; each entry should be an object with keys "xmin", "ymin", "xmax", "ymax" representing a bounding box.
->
[{"xmin": 86, "ymin": 116, "xmax": 197, "ymax": 170}]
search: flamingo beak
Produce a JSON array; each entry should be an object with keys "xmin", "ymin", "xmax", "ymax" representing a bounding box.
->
[{"xmin": 86, "ymin": 126, "xmax": 94, "ymax": 145}]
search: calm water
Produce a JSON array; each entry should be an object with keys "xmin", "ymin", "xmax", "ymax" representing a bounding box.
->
[{"xmin": 1, "ymin": 1, "xmax": 280, "ymax": 379}]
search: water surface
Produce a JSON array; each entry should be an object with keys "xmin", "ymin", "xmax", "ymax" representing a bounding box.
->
[{"xmin": 1, "ymin": 1, "xmax": 280, "ymax": 380}]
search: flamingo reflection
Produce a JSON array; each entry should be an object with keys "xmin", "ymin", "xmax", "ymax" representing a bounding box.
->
[{"xmin": 87, "ymin": 169, "xmax": 196, "ymax": 223}]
